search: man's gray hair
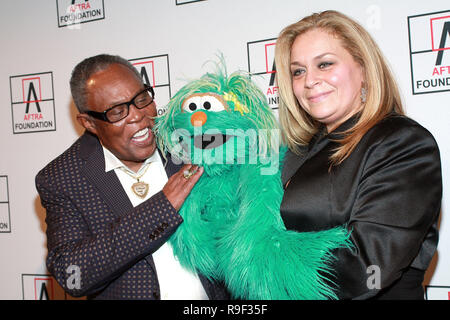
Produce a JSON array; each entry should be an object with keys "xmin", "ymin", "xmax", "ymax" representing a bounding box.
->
[{"xmin": 70, "ymin": 54, "xmax": 142, "ymax": 113}]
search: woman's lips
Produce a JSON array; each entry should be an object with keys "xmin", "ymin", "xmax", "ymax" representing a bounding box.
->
[{"xmin": 307, "ymin": 91, "xmax": 332, "ymax": 103}]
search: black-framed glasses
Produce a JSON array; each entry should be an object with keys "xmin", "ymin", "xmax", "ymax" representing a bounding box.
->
[{"xmin": 85, "ymin": 86, "xmax": 155, "ymax": 123}]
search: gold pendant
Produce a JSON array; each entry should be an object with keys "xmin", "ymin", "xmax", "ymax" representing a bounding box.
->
[{"xmin": 131, "ymin": 181, "xmax": 149, "ymax": 198}]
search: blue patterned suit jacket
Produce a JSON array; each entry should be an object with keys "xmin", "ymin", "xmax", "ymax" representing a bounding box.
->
[{"xmin": 35, "ymin": 131, "xmax": 230, "ymax": 300}]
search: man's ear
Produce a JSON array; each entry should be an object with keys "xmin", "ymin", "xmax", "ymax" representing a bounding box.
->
[{"xmin": 76, "ymin": 113, "xmax": 98, "ymax": 135}]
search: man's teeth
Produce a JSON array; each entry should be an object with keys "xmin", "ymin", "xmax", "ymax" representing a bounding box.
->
[{"xmin": 132, "ymin": 128, "xmax": 149, "ymax": 140}]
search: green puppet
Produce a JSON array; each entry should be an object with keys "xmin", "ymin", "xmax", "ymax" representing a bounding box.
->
[{"xmin": 154, "ymin": 60, "xmax": 352, "ymax": 300}]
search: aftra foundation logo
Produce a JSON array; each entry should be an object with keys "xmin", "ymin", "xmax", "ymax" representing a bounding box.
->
[
  {"xmin": 21, "ymin": 274, "xmax": 84, "ymax": 300},
  {"xmin": 247, "ymin": 38, "xmax": 279, "ymax": 116},
  {"xmin": 9, "ymin": 72, "xmax": 56, "ymax": 134},
  {"xmin": 129, "ymin": 55, "xmax": 171, "ymax": 116},
  {"xmin": 408, "ymin": 10, "xmax": 450, "ymax": 94},
  {"xmin": 0, "ymin": 176, "xmax": 11, "ymax": 233},
  {"xmin": 22, "ymin": 274, "xmax": 65, "ymax": 300},
  {"xmin": 56, "ymin": 0, "xmax": 105, "ymax": 28}
]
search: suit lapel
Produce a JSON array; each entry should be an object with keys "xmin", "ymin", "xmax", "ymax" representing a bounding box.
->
[
  {"xmin": 281, "ymin": 147, "xmax": 309, "ymax": 185},
  {"xmin": 79, "ymin": 132, "xmax": 176, "ymax": 277},
  {"xmin": 79, "ymin": 132, "xmax": 133, "ymax": 218},
  {"xmin": 281, "ymin": 132, "xmax": 330, "ymax": 185},
  {"xmin": 158, "ymin": 149, "xmax": 183, "ymax": 178},
  {"xmin": 282, "ymin": 115, "xmax": 361, "ymax": 185},
  {"xmin": 79, "ymin": 131, "xmax": 181, "ymax": 217}
]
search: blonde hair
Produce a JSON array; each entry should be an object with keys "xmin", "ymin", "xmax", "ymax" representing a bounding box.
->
[{"xmin": 275, "ymin": 10, "xmax": 404, "ymax": 165}]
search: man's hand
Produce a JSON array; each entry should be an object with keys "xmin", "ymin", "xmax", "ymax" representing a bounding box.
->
[{"xmin": 162, "ymin": 164, "xmax": 203, "ymax": 211}]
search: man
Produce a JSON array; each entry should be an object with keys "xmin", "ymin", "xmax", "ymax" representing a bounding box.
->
[{"xmin": 35, "ymin": 54, "xmax": 229, "ymax": 299}]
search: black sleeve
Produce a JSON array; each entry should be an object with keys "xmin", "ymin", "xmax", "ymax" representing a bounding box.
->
[
  {"xmin": 334, "ymin": 122, "xmax": 442, "ymax": 299},
  {"xmin": 36, "ymin": 172, "xmax": 182, "ymax": 297}
]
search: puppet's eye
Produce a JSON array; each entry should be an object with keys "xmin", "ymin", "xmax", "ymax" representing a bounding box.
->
[
  {"xmin": 183, "ymin": 96, "xmax": 201, "ymax": 113},
  {"xmin": 200, "ymin": 96, "xmax": 225, "ymax": 112},
  {"xmin": 182, "ymin": 94, "xmax": 227, "ymax": 113}
]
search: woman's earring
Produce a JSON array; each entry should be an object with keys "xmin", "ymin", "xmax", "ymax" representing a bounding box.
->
[{"xmin": 361, "ymin": 87, "xmax": 367, "ymax": 103}]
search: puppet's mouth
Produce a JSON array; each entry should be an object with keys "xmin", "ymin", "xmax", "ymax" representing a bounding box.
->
[{"xmin": 193, "ymin": 134, "xmax": 233, "ymax": 149}]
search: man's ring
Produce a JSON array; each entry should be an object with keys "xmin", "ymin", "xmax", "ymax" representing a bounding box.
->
[{"xmin": 183, "ymin": 169, "xmax": 195, "ymax": 179}]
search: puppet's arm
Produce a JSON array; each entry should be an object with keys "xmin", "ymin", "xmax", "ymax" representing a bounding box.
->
[
  {"xmin": 168, "ymin": 178, "xmax": 221, "ymax": 280},
  {"xmin": 217, "ymin": 162, "xmax": 352, "ymax": 300}
]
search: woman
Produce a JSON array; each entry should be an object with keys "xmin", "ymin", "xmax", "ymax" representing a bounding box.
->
[{"xmin": 275, "ymin": 10, "xmax": 442, "ymax": 299}]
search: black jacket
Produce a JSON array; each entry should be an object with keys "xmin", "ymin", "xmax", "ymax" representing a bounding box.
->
[{"xmin": 281, "ymin": 114, "xmax": 442, "ymax": 299}]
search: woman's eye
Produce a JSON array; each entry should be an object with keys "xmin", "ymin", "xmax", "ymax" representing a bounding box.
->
[
  {"xmin": 292, "ymin": 69, "xmax": 305, "ymax": 77},
  {"xmin": 319, "ymin": 62, "xmax": 333, "ymax": 69}
]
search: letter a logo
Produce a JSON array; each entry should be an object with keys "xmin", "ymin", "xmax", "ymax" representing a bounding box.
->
[
  {"xmin": 139, "ymin": 66, "xmax": 153, "ymax": 87},
  {"xmin": 39, "ymin": 282, "xmax": 50, "ymax": 300},
  {"xmin": 435, "ymin": 21, "xmax": 450, "ymax": 65},
  {"xmin": 269, "ymin": 60, "xmax": 276, "ymax": 86},
  {"xmin": 25, "ymin": 82, "xmax": 41, "ymax": 113}
]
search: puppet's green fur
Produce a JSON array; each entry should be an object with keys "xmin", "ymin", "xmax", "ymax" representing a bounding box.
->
[{"xmin": 154, "ymin": 60, "xmax": 352, "ymax": 299}]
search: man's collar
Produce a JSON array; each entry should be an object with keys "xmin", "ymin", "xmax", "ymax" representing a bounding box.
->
[
  {"xmin": 79, "ymin": 130, "xmax": 170, "ymax": 174},
  {"xmin": 79, "ymin": 130, "xmax": 101, "ymax": 160},
  {"xmin": 102, "ymin": 145, "xmax": 161, "ymax": 174}
]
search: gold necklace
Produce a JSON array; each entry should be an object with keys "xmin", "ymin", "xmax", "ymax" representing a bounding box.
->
[{"xmin": 119, "ymin": 163, "xmax": 152, "ymax": 199}]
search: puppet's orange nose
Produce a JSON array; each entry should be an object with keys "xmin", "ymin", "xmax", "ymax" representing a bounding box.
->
[{"xmin": 190, "ymin": 111, "xmax": 207, "ymax": 127}]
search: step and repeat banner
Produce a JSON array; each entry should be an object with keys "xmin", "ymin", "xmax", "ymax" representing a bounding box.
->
[{"xmin": 0, "ymin": 0, "xmax": 449, "ymax": 300}]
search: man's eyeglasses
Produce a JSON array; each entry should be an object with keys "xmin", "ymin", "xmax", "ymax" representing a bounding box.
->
[{"xmin": 85, "ymin": 86, "xmax": 155, "ymax": 123}]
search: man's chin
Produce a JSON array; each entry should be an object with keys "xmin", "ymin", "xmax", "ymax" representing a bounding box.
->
[
  {"xmin": 122, "ymin": 146, "xmax": 156, "ymax": 171},
  {"xmin": 124, "ymin": 141, "xmax": 156, "ymax": 161},
  {"xmin": 137, "ymin": 143, "xmax": 157, "ymax": 160}
]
